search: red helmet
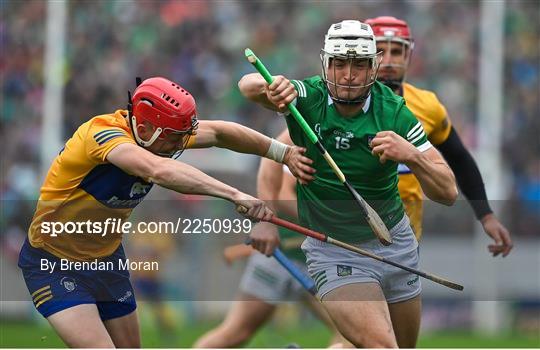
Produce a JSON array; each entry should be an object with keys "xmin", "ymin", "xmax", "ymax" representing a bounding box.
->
[
  {"xmin": 130, "ymin": 77, "xmax": 198, "ymax": 148},
  {"xmin": 365, "ymin": 16, "xmax": 413, "ymax": 44},
  {"xmin": 365, "ymin": 16, "xmax": 414, "ymax": 90}
]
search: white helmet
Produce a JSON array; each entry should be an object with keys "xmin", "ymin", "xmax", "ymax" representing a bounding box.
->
[{"xmin": 320, "ymin": 20, "xmax": 381, "ymax": 104}]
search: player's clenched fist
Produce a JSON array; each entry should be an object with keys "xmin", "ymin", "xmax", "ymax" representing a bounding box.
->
[
  {"xmin": 265, "ymin": 75, "xmax": 298, "ymax": 112},
  {"xmin": 233, "ymin": 192, "xmax": 274, "ymax": 222},
  {"xmin": 370, "ymin": 131, "xmax": 418, "ymax": 164},
  {"xmin": 249, "ymin": 221, "xmax": 280, "ymax": 257}
]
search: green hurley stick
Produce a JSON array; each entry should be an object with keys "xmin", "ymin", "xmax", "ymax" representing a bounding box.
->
[
  {"xmin": 245, "ymin": 49, "xmax": 318, "ymax": 145},
  {"xmin": 245, "ymin": 48, "xmax": 393, "ymax": 246}
]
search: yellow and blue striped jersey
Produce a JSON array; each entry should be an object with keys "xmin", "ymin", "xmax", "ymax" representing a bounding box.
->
[
  {"xmin": 398, "ymin": 83, "xmax": 453, "ymax": 239},
  {"xmin": 28, "ymin": 110, "xmax": 151, "ymax": 261}
]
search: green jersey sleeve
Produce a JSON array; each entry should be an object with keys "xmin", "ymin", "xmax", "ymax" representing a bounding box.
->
[
  {"xmin": 395, "ymin": 103, "xmax": 433, "ymax": 152},
  {"xmin": 290, "ymin": 76, "xmax": 326, "ymax": 114},
  {"xmin": 291, "ymin": 75, "xmax": 326, "ymax": 122},
  {"xmin": 285, "ymin": 76, "xmax": 326, "ymax": 146}
]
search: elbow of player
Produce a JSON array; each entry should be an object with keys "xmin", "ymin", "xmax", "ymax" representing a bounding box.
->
[
  {"xmin": 238, "ymin": 74, "xmax": 264, "ymax": 100},
  {"xmin": 147, "ymin": 161, "xmax": 174, "ymax": 186},
  {"xmin": 439, "ymin": 185, "xmax": 459, "ymax": 206},
  {"xmin": 238, "ymin": 75, "xmax": 251, "ymax": 98}
]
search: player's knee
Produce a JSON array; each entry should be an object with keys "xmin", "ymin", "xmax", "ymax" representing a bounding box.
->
[
  {"xmin": 355, "ymin": 337, "xmax": 398, "ymax": 349},
  {"xmin": 341, "ymin": 330, "xmax": 397, "ymax": 349}
]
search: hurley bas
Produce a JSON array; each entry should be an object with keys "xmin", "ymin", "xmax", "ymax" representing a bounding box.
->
[{"xmin": 40, "ymin": 258, "xmax": 159, "ymax": 274}]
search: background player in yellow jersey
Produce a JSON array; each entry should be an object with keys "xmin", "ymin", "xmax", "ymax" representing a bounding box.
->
[
  {"xmin": 365, "ymin": 16, "xmax": 513, "ymax": 255},
  {"xmin": 18, "ymin": 76, "xmax": 314, "ymax": 348}
]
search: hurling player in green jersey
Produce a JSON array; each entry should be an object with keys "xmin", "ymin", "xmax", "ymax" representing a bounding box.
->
[
  {"xmin": 194, "ymin": 129, "xmax": 343, "ymax": 348},
  {"xmin": 239, "ymin": 20, "xmax": 457, "ymax": 348}
]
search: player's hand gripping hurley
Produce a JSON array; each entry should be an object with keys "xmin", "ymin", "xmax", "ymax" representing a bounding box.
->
[{"xmin": 245, "ymin": 48, "xmax": 392, "ymax": 246}]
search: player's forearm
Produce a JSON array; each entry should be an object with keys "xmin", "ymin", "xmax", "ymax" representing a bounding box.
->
[
  {"xmin": 275, "ymin": 130, "xmax": 299, "ymax": 218},
  {"xmin": 257, "ymin": 157, "xmax": 283, "ymax": 212},
  {"xmin": 238, "ymin": 73, "xmax": 277, "ymax": 110},
  {"xmin": 437, "ymin": 129, "xmax": 492, "ymax": 219},
  {"xmin": 406, "ymin": 152, "xmax": 458, "ymax": 206},
  {"xmin": 261, "ymin": 129, "xmax": 298, "ymax": 218},
  {"xmin": 447, "ymin": 152, "xmax": 492, "ymax": 219},
  {"xmin": 276, "ymin": 181, "xmax": 298, "ymax": 219},
  {"xmin": 150, "ymin": 158, "xmax": 239, "ymax": 201},
  {"xmin": 214, "ymin": 121, "xmax": 273, "ymax": 157}
]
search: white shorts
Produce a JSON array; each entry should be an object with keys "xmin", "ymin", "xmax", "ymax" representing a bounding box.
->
[
  {"xmin": 239, "ymin": 253, "xmax": 308, "ymax": 304},
  {"xmin": 301, "ymin": 214, "xmax": 421, "ymax": 303}
]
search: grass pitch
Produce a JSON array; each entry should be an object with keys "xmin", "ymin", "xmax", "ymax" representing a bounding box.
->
[{"xmin": 1, "ymin": 320, "xmax": 538, "ymax": 348}]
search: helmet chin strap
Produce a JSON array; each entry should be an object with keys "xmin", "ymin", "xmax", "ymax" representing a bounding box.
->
[
  {"xmin": 126, "ymin": 110, "xmax": 191, "ymax": 159},
  {"xmin": 330, "ymin": 92, "xmax": 370, "ymax": 105},
  {"xmin": 325, "ymin": 81, "xmax": 373, "ymax": 105},
  {"xmin": 128, "ymin": 111, "xmax": 162, "ymax": 148}
]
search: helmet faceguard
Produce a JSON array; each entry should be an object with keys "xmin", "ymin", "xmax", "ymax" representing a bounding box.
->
[
  {"xmin": 320, "ymin": 20, "xmax": 382, "ymax": 105},
  {"xmin": 365, "ymin": 16, "xmax": 414, "ymax": 90},
  {"xmin": 127, "ymin": 77, "xmax": 199, "ymax": 158}
]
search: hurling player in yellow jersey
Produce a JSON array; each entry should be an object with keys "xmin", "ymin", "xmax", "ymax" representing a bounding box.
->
[
  {"xmin": 366, "ymin": 16, "xmax": 513, "ymax": 256},
  {"xmin": 18, "ymin": 77, "xmax": 314, "ymax": 348}
]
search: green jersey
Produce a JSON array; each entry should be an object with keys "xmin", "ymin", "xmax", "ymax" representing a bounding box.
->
[{"xmin": 288, "ymin": 77, "xmax": 431, "ymax": 243}]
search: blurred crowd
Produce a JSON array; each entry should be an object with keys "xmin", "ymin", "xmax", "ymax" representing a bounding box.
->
[{"xmin": 1, "ymin": 0, "xmax": 539, "ymax": 250}]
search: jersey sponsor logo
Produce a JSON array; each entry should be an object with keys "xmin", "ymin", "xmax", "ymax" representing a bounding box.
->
[
  {"xmin": 397, "ymin": 163, "xmax": 412, "ymax": 174},
  {"xmin": 333, "ymin": 130, "xmax": 354, "ymax": 139},
  {"xmin": 60, "ymin": 276, "xmax": 77, "ymax": 292},
  {"xmin": 79, "ymin": 164, "xmax": 153, "ymax": 209},
  {"xmin": 106, "ymin": 196, "xmax": 146, "ymax": 208},
  {"xmin": 337, "ymin": 265, "xmax": 352, "ymax": 277}
]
